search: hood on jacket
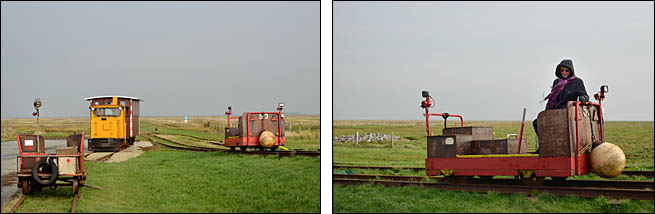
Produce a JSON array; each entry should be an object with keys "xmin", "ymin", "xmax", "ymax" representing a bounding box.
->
[{"xmin": 555, "ymin": 59, "xmax": 575, "ymax": 78}]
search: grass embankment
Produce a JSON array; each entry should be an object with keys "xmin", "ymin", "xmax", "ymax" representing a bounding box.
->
[
  {"xmin": 332, "ymin": 120, "xmax": 654, "ymax": 213},
  {"xmin": 1, "ymin": 117, "xmax": 89, "ymax": 142}
]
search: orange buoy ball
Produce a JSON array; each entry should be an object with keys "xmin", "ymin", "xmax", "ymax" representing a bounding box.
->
[
  {"xmin": 590, "ymin": 142, "xmax": 626, "ymax": 178},
  {"xmin": 259, "ymin": 131, "xmax": 276, "ymax": 148}
]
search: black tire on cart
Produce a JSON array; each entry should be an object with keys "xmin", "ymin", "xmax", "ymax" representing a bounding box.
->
[
  {"xmin": 32, "ymin": 158, "xmax": 59, "ymax": 186},
  {"xmin": 229, "ymin": 147, "xmax": 236, "ymax": 151},
  {"xmin": 239, "ymin": 146, "xmax": 247, "ymax": 151},
  {"xmin": 258, "ymin": 146, "xmax": 265, "ymax": 151},
  {"xmin": 270, "ymin": 146, "xmax": 278, "ymax": 151}
]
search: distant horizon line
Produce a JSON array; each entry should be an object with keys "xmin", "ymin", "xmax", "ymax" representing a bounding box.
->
[
  {"xmin": 1, "ymin": 116, "xmax": 651, "ymax": 122},
  {"xmin": 0, "ymin": 113, "xmax": 321, "ymax": 119}
]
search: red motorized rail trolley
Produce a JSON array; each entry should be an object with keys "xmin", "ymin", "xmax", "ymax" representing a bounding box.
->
[
  {"xmin": 224, "ymin": 103, "xmax": 286, "ymax": 151},
  {"xmin": 421, "ymin": 85, "xmax": 611, "ymax": 184}
]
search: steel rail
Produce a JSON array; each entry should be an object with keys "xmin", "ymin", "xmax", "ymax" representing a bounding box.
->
[
  {"xmin": 149, "ymin": 136, "xmax": 320, "ymax": 157},
  {"xmin": 152, "ymin": 132, "xmax": 218, "ymax": 142},
  {"xmin": 333, "ymin": 178, "xmax": 654, "ymax": 200},
  {"xmin": 332, "ymin": 174, "xmax": 654, "ymax": 189},
  {"xmin": 9, "ymin": 195, "xmax": 27, "ymax": 213},
  {"xmin": 71, "ymin": 193, "xmax": 79, "ymax": 213},
  {"xmin": 84, "ymin": 152, "xmax": 117, "ymax": 177},
  {"xmin": 149, "ymin": 136, "xmax": 215, "ymax": 152},
  {"xmin": 151, "ymin": 135, "xmax": 218, "ymax": 151},
  {"xmin": 333, "ymin": 165, "xmax": 654, "ymax": 178},
  {"xmin": 333, "ymin": 165, "xmax": 424, "ymax": 171},
  {"xmin": 620, "ymin": 170, "xmax": 654, "ymax": 178}
]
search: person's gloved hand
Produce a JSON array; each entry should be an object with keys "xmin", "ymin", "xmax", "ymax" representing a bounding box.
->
[{"xmin": 578, "ymin": 95, "xmax": 589, "ymax": 104}]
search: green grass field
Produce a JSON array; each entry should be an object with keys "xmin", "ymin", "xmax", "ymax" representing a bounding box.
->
[
  {"xmin": 6, "ymin": 149, "xmax": 320, "ymax": 213},
  {"xmin": 332, "ymin": 120, "xmax": 654, "ymax": 213},
  {"xmin": 1, "ymin": 115, "xmax": 320, "ymax": 213}
]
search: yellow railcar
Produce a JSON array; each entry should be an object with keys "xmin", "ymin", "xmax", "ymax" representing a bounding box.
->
[{"xmin": 85, "ymin": 96, "xmax": 141, "ymax": 152}]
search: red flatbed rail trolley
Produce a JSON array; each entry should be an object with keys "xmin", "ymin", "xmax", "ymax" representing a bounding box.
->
[
  {"xmin": 420, "ymin": 86, "xmax": 611, "ymax": 185},
  {"xmin": 16, "ymin": 133, "xmax": 86, "ymax": 195},
  {"xmin": 224, "ymin": 103, "xmax": 286, "ymax": 151}
]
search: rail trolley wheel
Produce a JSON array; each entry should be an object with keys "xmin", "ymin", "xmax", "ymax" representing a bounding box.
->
[
  {"xmin": 239, "ymin": 146, "xmax": 247, "ymax": 151},
  {"xmin": 73, "ymin": 179, "xmax": 79, "ymax": 194},
  {"xmin": 270, "ymin": 146, "xmax": 278, "ymax": 152},
  {"xmin": 443, "ymin": 176, "xmax": 468, "ymax": 184},
  {"xmin": 229, "ymin": 147, "xmax": 236, "ymax": 151},
  {"xmin": 520, "ymin": 176, "xmax": 545, "ymax": 186},
  {"xmin": 551, "ymin": 177, "xmax": 567, "ymax": 183},
  {"xmin": 21, "ymin": 179, "xmax": 31, "ymax": 195},
  {"xmin": 478, "ymin": 176, "xmax": 493, "ymax": 183},
  {"xmin": 258, "ymin": 146, "xmax": 265, "ymax": 151}
]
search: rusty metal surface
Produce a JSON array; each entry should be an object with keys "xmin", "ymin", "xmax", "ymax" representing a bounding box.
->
[
  {"xmin": 442, "ymin": 127, "xmax": 493, "ymax": 141},
  {"xmin": 225, "ymin": 128, "xmax": 239, "ymax": 137},
  {"xmin": 56, "ymin": 147, "xmax": 78, "ymax": 155},
  {"xmin": 83, "ymin": 184, "xmax": 104, "ymax": 190},
  {"xmin": 9, "ymin": 194, "xmax": 27, "ymax": 213},
  {"xmin": 18, "ymin": 135, "xmax": 46, "ymax": 154},
  {"xmin": 537, "ymin": 108, "xmax": 571, "ymax": 157},
  {"xmin": 470, "ymin": 140, "xmax": 507, "ymax": 155},
  {"xmin": 71, "ymin": 193, "xmax": 79, "ymax": 213},
  {"xmin": 333, "ymin": 165, "xmax": 425, "ymax": 171},
  {"xmin": 427, "ymin": 135, "xmax": 472, "ymax": 158},
  {"xmin": 469, "ymin": 139, "xmax": 528, "ymax": 155},
  {"xmin": 333, "ymin": 178, "xmax": 654, "ymax": 200},
  {"xmin": 333, "ymin": 174, "xmax": 437, "ymax": 182},
  {"xmin": 66, "ymin": 134, "xmax": 83, "ymax": 148},
  {"xmin": 240, "ymin": 112, "xmax": 282, "ymax": 138},
  {"xmin": 537, "ymin": 102, "xmax": 598, "ymax": 157},
  {"xmin": 566, "ymin": 102, "xmax": 593, "ymax": 155}
]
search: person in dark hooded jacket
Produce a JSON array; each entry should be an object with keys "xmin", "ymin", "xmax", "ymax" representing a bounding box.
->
[{"xmin": 532, "ymin": 59, "xmax": 589, "ymax": 153}]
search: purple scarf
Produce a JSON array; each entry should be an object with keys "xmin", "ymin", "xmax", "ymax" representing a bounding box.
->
[{"xmin": 545, "ymin": 75, "xmax": 576, "ymax": 109}]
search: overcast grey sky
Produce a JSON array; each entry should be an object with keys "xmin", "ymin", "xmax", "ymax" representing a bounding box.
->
[
  {"xmin": 1, "ymin": 1, "xmax": 319, "ymax": 118},
  {"xmin": 334, "ymin": 1, "xmax": 653, "ymax": 121}
]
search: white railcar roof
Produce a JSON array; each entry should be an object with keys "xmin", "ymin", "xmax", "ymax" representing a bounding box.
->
[{"xmin": 84, "ymin": 96, "xmax": 143, "ymax": 101}]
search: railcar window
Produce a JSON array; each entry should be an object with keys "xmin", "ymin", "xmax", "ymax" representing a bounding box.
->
[{"xmin": 94, "ymin": 108, "xmax": 121, "ymax": 117}]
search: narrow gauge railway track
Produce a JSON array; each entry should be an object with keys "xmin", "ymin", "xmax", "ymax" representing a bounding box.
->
[
  {"xmin": 148, "ymin": 134, "xmax": 320, "ymax": 157},
  {"xmin": 333, "ymin": 177, "xmax": 654, "ymax": 200},
  {"xmin": 332, "ymin": 174, "xmax": 655, "ymax": 189},
  {"xmin": 149, "ymin": 132, "xmax": 222, "ymax": 144},
  {"xmin": 333, "ymin": 164, "xmax": 423, "ymax": 171},
  {"xmin": 333, "ymin": 165, "xmax": 654, "ymax": 178},
  {"xmin": 620, "ymin": 170, "xmax": 654, "ymax": 178}
]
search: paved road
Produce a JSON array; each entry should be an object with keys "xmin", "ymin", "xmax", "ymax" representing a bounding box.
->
[{"xmin": 1, "ymin": 140, "xmax": 89, "ymax": 207}]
